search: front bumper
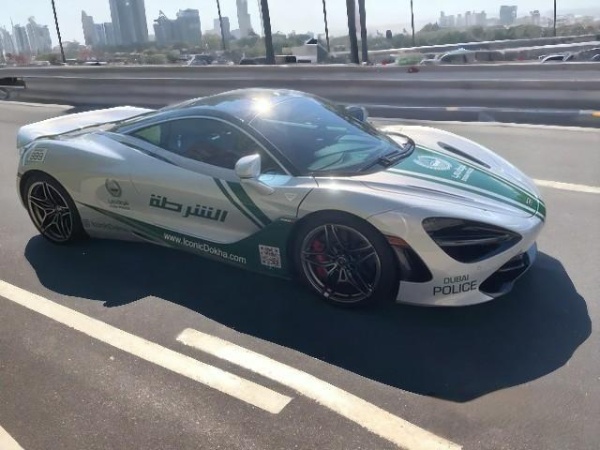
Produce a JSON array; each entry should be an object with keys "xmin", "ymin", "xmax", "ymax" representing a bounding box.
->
[{"xmin": 394, "ymin": 241, "xmax": 539, "ymax": 307}]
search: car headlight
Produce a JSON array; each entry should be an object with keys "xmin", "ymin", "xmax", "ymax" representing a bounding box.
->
[{"xmin": 422, "ymin": 217, "xmax": 522, "ymax": 263}]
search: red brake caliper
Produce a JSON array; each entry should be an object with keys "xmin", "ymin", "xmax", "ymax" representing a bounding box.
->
[{"xmin": 311, "ymin": 239, "xmax": 329, "ymax": 280}]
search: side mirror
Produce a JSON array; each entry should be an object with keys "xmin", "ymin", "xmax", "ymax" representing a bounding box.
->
[
  {"xmin": 235, "ymin": 154, "xmax": 274, "ymax": 195},
  {"xmin": 345, "ymin": 105, "xmax": 369, "ymax": 122},
  {"xmin": 235, "ymin": 154, "xmax": 261, "ymax": 179}
]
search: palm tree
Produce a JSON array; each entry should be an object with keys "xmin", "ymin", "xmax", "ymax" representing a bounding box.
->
[
  {"xmin": 50, "ymin": 0, "xmax": 66, "ymax": 63},
  {"xmin": 215, "ymin": 0, "xmax": 227, "ymax": 51},
  {"xmin": 322, "ymin": 0, "xmax": 330, "ymax": 52},
  {"xmin": 260, "ymin": 0, "xmax": 275, "ymax": 64}
]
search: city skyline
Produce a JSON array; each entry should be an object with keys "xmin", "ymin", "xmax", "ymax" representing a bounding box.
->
[{"xmin": 1, "ymin": 0, "xmax": 599, "ymax": 48}]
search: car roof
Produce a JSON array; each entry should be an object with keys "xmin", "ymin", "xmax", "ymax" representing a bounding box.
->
[{"xmin": 162, "ymin": 88, "xmax": 312, "ymax": 123}]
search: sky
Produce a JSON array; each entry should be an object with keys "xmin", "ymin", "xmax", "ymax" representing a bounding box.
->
[{"xmin": 1, "ymin": 0, "xmax": 598, "ymax": 45}]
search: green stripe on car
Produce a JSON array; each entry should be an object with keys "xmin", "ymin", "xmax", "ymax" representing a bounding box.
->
[
  {"xmin": 226, "ymin": 181, "xmax": 272, "ymax": 227},
  {"xmin": 391, "ymin": 146, "xmax": 544, "ymax": 219},
  {"xmin": 214, "ymin": 178, "xmax": 264, "ymax": 229}
]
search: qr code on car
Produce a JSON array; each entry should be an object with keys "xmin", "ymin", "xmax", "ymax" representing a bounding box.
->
[{"xmin": 259, "ymin": 245, "xmax": 282, "ymax": 269}]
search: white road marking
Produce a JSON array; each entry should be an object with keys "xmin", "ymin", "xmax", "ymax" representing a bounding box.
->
[
  {"xmin": 177, "ymin": 328, "xmax": 461, "ymax": 450},
  {"xmin": 0, "ymin": 280, "xmax": 291, "ymax": 414},
  {"xmin": 534, "ymin": 179, "xmax": 600, "ymax": 194},
  {"xmin": 0, "ymin": 424, "xmax": 24, "ymax": 450}
]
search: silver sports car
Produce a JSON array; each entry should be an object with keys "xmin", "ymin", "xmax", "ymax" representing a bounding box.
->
[{"xmin": 16, "ymin": 89, "xmax": 546, "ymax": 307}]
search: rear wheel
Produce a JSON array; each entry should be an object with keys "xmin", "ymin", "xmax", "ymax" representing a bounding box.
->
[
  {"xmin": 293, "ymin": 213, "xmax": 397, "ymax": 307},
  {"xmin": 24, "ymin": 173, "xmax": 85, "ymax": 244}
]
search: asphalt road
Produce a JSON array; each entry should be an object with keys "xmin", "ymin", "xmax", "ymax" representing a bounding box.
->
[{"xmin": 0, "ymin": 103, "xmax": 599, "ymax": 450}]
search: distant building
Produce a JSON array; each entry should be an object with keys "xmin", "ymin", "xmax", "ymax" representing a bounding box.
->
[
  {"xmin": 465, "ymin": 11, "xmax": 473, "ymax": 27},
  {"xmin": 26, "ymin": 17, "xmax": 51, "ymax": 54},
  {"xmin": 81, "ymin": 11, "xmax": 97, "ymax": 46},
  {"xmin": 499, "ymin": 5, "xmax": 518, "ymax": 26},
  {"xmin": 474, "ymin": 11, "xmax": 487, "ymax": 27},
  {"xmin": 456, "ymin": 14, "xmax": 464, "ymax": 28},
  {"xmin": 82, "ymin": 11, "xmax": 115, "ymax": 48},
  {"xmin": 439, "ymin": 11, "xmax": 447, "ymax": 27},
  {"xmin": 236, "ymin": 0, "xmax": 253, "ymax": 38},
  {"xmin": 109, "ymin": 0, "xmax": 148, "ymax": 46},
  {"xmin": 153, "ymin": 9, "xmax": 201, "ymax": 47},
  {"xmin": 0, "ymin": 27, "xmax": 16, "ymax": 54},
  {"xmin": 530, "ymin": 10, "xmax": 541, "ymax": 26},
  {"xmin": 105, "ymin": 23, "xmax": 116, "ymax": 46},
  {"xmin": 153, "ymin": 12, "xmax": 176, "ymax": 46},
  {"xmin": 13, "ymin": 24, "xmax": 31, "ymax": 55},
  {"xmin": 213, "ymin": 17, "xmax": 231, "ymax": 40},
  {"xmin": 176, "ymin": 9, "xmax": 201, "ymax": 46},
  {"xmin": 94, "ymin": 24, "xmax": 107, "ymax": 47}
]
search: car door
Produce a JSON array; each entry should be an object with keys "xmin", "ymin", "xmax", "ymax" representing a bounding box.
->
[{"xmin": 123, "ymin": 116, "xmax": 317, "ymax": 244}]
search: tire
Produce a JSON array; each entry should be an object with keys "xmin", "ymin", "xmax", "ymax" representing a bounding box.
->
[
  {"xmin": 23, "ymin": 173, "xmax": 86, "ymax": 244},
  {"xmin": 293, "ymin": 212, "xmax": 398, "ymax": 307}
]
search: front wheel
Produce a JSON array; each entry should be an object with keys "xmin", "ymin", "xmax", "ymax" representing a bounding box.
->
[
  {"xmin": 24, "ymin": 173, "xmax": 85, "ymax": 244},
  {"xmin": 293, "ymin": 213, "xmax": 398, "ymax": 307}
]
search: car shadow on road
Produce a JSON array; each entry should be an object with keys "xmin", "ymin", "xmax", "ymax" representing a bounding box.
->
[{"xmin": 25, "ymin": 236, "xmax": 591, "ymax": 403}]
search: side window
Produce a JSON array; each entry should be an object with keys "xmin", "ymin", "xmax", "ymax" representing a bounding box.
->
[
  {"xmin": 133, "ymin": 125, "xmax": 161, "ymax": 146},
  {"xmin": 131, "ymin": 118, "xmax": 283, "ymax": 173}
]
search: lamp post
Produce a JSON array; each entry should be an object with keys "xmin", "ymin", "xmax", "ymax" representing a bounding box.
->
[
  {"xmin": 410, "ymin": 0, "xmax": 415, "ymax": 46},
  {"xmin": 216, "ymin": 0, "xmax": 227, "ymax": 51},
  {"xmin": 322, "ymin": 0, "xmax": 330, "ymax": 52},
  {"xmin": 345, "ymin": 0, "xmax": 359, "ymax": 64},
  {"xmin": 553, "ymin": 0, "xmax": 557, "ymax": 37},
  {"xmin": 357, "ymin": 0, "xmax": 368, "ymax": 63},
  {"xmin": 260, "ymin": 0, "xmax": 275, "ymax": 64},
  {"xmin": 51, "ymin": 0, "xmax": 66, "ymax": 63}
]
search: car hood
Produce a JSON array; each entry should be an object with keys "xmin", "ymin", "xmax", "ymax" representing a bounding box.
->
[{"xmin": 361, "ymin": 144, "xmax": 546, "ymax": 220}]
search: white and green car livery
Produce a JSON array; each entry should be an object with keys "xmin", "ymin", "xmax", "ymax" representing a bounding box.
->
[{"xmin": 16, "ymin": 89, "xmax": 545, "ymax": 307}]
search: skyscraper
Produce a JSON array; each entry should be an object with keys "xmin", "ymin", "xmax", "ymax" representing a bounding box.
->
[
  {"xmin": 176, "ymin": 9, "xmax": 201, "ymax": 46},
  {"xmin": 103, "ymin": 23, "xmax": 116, "ymax": 46},
  {"xmin": 0, "ymin": 27, "xmax": 15, "ymax": 55},
  {"xmin": 236, "ymin": 0, "xmax": 253, "ymax": 38},
  {"xmin": 81, "ymin": 11, "xmax": 97, "ymax": 46},
  {"xmin": 13, "ymin": 24, "xmax": 31, "ymax": 55},
  {"xmin": 109, "ymin": 0, "xmax": 148, "ymax": 46},
  {"xmin": 214, "ymin": 17, "xmax": 231, "ymax": 40},
  {"xmin": 26, "ymin": 17, "xmax": 52, "ymax": 54},
  {"xmin": 499, "ymin": 5, "xmax": 518, "ymax": 26},
  {"xmin": 94, "ymin": 24, "xmax": 107, "ymax": 46},
  {"xmin": 153, "ymin": 9, "xmax": 201, "ymax": 47},
  {"xmin": 153, "ymin": 11, "xmax": 176, "ymax": 46}
]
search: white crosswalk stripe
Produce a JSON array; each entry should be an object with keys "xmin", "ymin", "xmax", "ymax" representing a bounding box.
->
[
  {"xmin": 0, "ymin": 280, "xmax": 292, "ymax": 414},
  {"xmin": 177, "ymin": 328, "xmax": 461, "ymax": 450}
]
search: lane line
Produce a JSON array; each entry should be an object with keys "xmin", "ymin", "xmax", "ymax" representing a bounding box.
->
[
  {"xmin": 177, "ymin": 328, "xmax": 461, "ymax": 450},
  {"xmin": 0, "ymin": 424, "xmax": 24, "ymax": 450},
  {"xmin": 0, "ymin": 280, "xmax": 291, "ymax": 414},
  {"xmin": 534, "ymin": 179, "xmax": 600, "ymax": 195}
]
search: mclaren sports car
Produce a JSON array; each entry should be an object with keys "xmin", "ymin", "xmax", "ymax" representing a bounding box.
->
[{"xmin": 16, "ymin": 89, "xmax": 546, "ymax": 307}]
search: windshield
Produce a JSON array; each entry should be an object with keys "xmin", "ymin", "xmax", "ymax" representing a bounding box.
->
[{"xmin": 248, "ymin": 96, "xmax": 410, "ymax": 175}]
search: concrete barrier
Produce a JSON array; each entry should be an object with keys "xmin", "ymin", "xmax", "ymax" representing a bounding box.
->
[
  {"xmin": 1, "ymin": 61, "xmax": 600, "ymax": 79},
  {"xmin": 2, "ymin": 65, "xmax": 599, "ymax": 127}
]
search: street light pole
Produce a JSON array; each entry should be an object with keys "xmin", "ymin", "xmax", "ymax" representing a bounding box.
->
[
  {"xmin": 260, "ymin": 0, "xmax": 275, "ymax": 64},
  {"xmin": 345, "ymin": 0, "xmax": 359, "ymax": 64},
  {"xmin": 216, "ymin": 0, "xmax": 227, "ymax": 51},
  {"xmin": 322, "ymin": 0, "xmax": 331, "ymax": 52},
  {"xmin": 553, "ymin": 0, "xmax": 557, "ymax": 37},
  {"xmin": 410, "ymin": 0, "xmax": 415, "ymax": 46},
  {"xmin": 357, "ymin": 0, "xmax": 368, "ymax": 63},
  {"xmin": 51, "ymin": 0, "xmax": 66, "ymax": 63}
]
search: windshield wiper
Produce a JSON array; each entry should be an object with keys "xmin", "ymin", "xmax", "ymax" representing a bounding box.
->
[{"xmin": 359, "ymin": 135, "xmax": 415, "ymax": 172}]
